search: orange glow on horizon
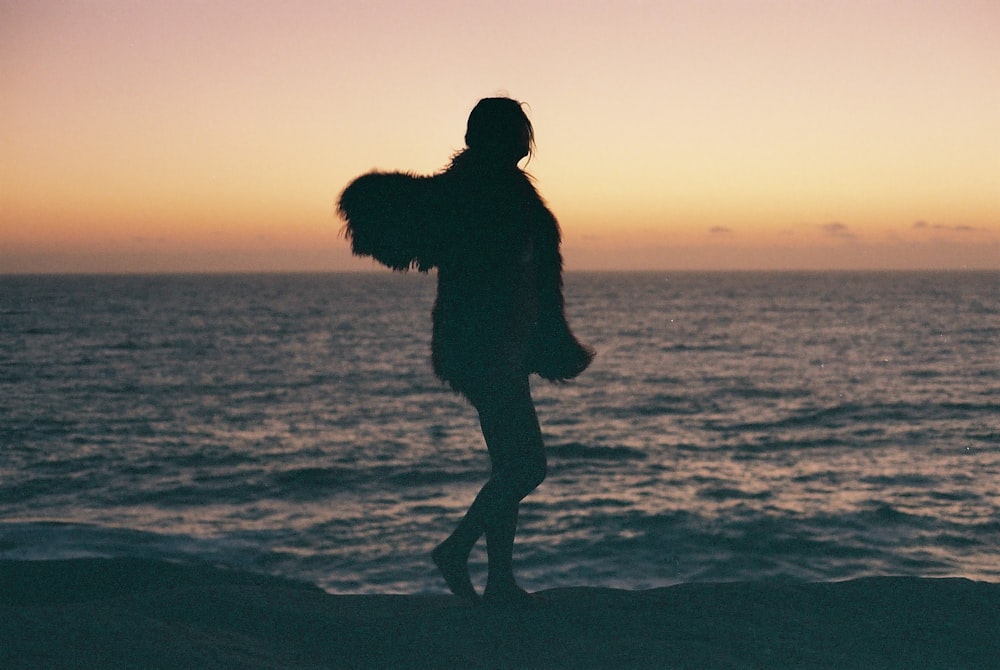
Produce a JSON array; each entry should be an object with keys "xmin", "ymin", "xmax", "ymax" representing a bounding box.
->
[{"xmin": 2, "ymin": 1, "xmax": 998, "ymax": 273}]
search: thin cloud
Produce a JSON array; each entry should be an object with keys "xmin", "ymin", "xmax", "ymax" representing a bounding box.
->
[
  {"xmin": 708, "ymin": 226, "xmax": 732, "ymax": 234},
  {"xmin": 820, "ymin": 222, "xmax": 855, "ymax": 238},
  {"xmin": 913, "ymin": 221, "xmax": 982, "ymax": 233}
]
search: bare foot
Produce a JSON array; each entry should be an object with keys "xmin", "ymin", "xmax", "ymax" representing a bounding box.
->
[
  {"xmin": 482, "ymin": 582, "xmax": 537, "ymax": 607},
  {"xmin": 432, "ymin": 541, "xmax": 480, "ymax": 605}
]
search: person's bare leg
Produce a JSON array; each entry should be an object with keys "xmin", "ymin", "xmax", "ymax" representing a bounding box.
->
[
  {"xmin": 432, "ymin": 517, "xmax": 481, "ymax": 604},
  {"xmin": 479, "ymin": 379, "xmax": 545, "ymax": 604},
  {"xmin": 433, "ymin": 377, "xmax": 543, "ymax": 604},
  {"xmin": 432, "ymin": 465, "xmax": 535, "ymax": 603},
  {"xmin": 483, "ymin": 505, "xmax": 534, "ymax": 604},
  {"xmin": 432, "ymin": 459, "xmax": 522, "ymax": 603}
]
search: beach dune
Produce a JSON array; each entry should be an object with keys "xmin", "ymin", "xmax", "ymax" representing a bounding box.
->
[{"xmin": 2, "ymin": 558, "xmax": 998, "ymax": 669}]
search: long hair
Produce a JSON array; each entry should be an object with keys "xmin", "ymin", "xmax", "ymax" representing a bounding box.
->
[{"xmin": 463, "ymin": 97, "xmax": 535, "ymax": 164}]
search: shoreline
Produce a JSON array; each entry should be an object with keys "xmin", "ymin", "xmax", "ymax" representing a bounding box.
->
[{"xmin": 3, "ymin": 558, "xmax": 998, "ymax": 669}]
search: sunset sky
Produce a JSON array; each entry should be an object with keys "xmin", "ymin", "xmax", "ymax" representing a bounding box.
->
[{"xmin": 2, "ymin": 0, "xmax": 998, "ymax": 273}]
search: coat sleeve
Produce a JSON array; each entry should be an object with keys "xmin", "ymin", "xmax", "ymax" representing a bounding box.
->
[
  {"xmin": 526, "ymin": 194, "xmax": 595, "ymax": 382},
  {"xmin": 336, "ymin": 171, "xmax": 440, "ymax": 271}
]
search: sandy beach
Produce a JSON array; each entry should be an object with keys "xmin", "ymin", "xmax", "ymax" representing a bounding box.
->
[{"xmin": 2, "ymin": 558, "xmax": 998, "ymax": 669}]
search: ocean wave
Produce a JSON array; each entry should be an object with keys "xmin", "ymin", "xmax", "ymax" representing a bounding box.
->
[
  {"xmin": 712, "ymin": 399, "xmax": 995, "ymax": 436},
  {"xmin": 696, "ymin": 486, "xmax": 772, "ymax": 502},
  {"xmin": 267, "ymin": 464, "xmax": 483, "ymax": 500},
  {"xmin": 547, "ymin": 442, "xmax": 647, "ymax": 461},
  {"xmin": 4, "ymin": 272, "xmax": 999, "ymax": 594},
  {"xmin": 0, "ymin": 521, "xmax": 279, "ymax": 572}
]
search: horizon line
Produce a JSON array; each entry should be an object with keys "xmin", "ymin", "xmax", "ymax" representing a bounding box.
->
[{"xmin": 3, "ymin": 267, "xmax": 998, "ymax": 279}]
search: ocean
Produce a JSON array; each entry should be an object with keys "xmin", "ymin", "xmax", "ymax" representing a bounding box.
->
[{"xmin": 2, "ymin": 271, "xmax": 998, "ymax": 594}]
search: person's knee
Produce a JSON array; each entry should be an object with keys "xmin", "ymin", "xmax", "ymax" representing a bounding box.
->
[{"xmin": 516, "ymin": 453, "xmax": 546, "ymax": 493}]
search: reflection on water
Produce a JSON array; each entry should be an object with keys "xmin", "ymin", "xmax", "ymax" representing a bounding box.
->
[{"xmin": 1, "ymin": 272, "xmax": 998, "ymax": 593}]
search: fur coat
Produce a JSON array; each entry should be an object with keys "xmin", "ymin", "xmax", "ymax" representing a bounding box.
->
[{"xmin": 337, "ymin": 150, "xmax": 593, "ymax": 402}]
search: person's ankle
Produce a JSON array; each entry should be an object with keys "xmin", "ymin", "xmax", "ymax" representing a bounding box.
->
[
  {"xmin": 483, "ymin": 576, "xmax": 521, "ymax": 596},
  {"xmin": 483, "ymin": 580, "xmax": 534, "ymax": 606},
  {"xmin": 433, "ymin": 542, "xmax": 480, "ymax": 604}
]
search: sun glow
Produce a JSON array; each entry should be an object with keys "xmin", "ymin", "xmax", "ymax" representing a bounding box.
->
[{"xmin": 3, "ymin": 1, "xmax": 998, "ymax": 273}]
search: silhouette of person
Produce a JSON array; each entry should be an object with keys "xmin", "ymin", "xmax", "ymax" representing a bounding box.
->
[{"xmin": 338, "ymin": 97, "xmax": 593, "ymax": 605}]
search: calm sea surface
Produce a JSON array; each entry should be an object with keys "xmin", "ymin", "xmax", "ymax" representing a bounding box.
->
[{"xmin": 2, "ymin": 272, "xmax": 998, "ymax": 593}]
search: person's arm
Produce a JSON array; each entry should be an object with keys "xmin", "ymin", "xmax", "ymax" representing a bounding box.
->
[
  {"xmin": 337, "ymin": 171, "xmax": 440, "ymax": 271},
  {"xmin": 526, "ymin": 188, "xmax": 595, "ymax": 381}
]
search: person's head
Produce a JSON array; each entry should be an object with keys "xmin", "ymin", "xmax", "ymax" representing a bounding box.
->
[{"xmin": 464, "ymin": 97, "xmax": 534, "ymax": 165}]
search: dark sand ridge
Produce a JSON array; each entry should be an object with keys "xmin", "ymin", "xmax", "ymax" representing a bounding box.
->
[{"xmin": 2, "ymin": 558, "xmax": 998, "ymax": 669}]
